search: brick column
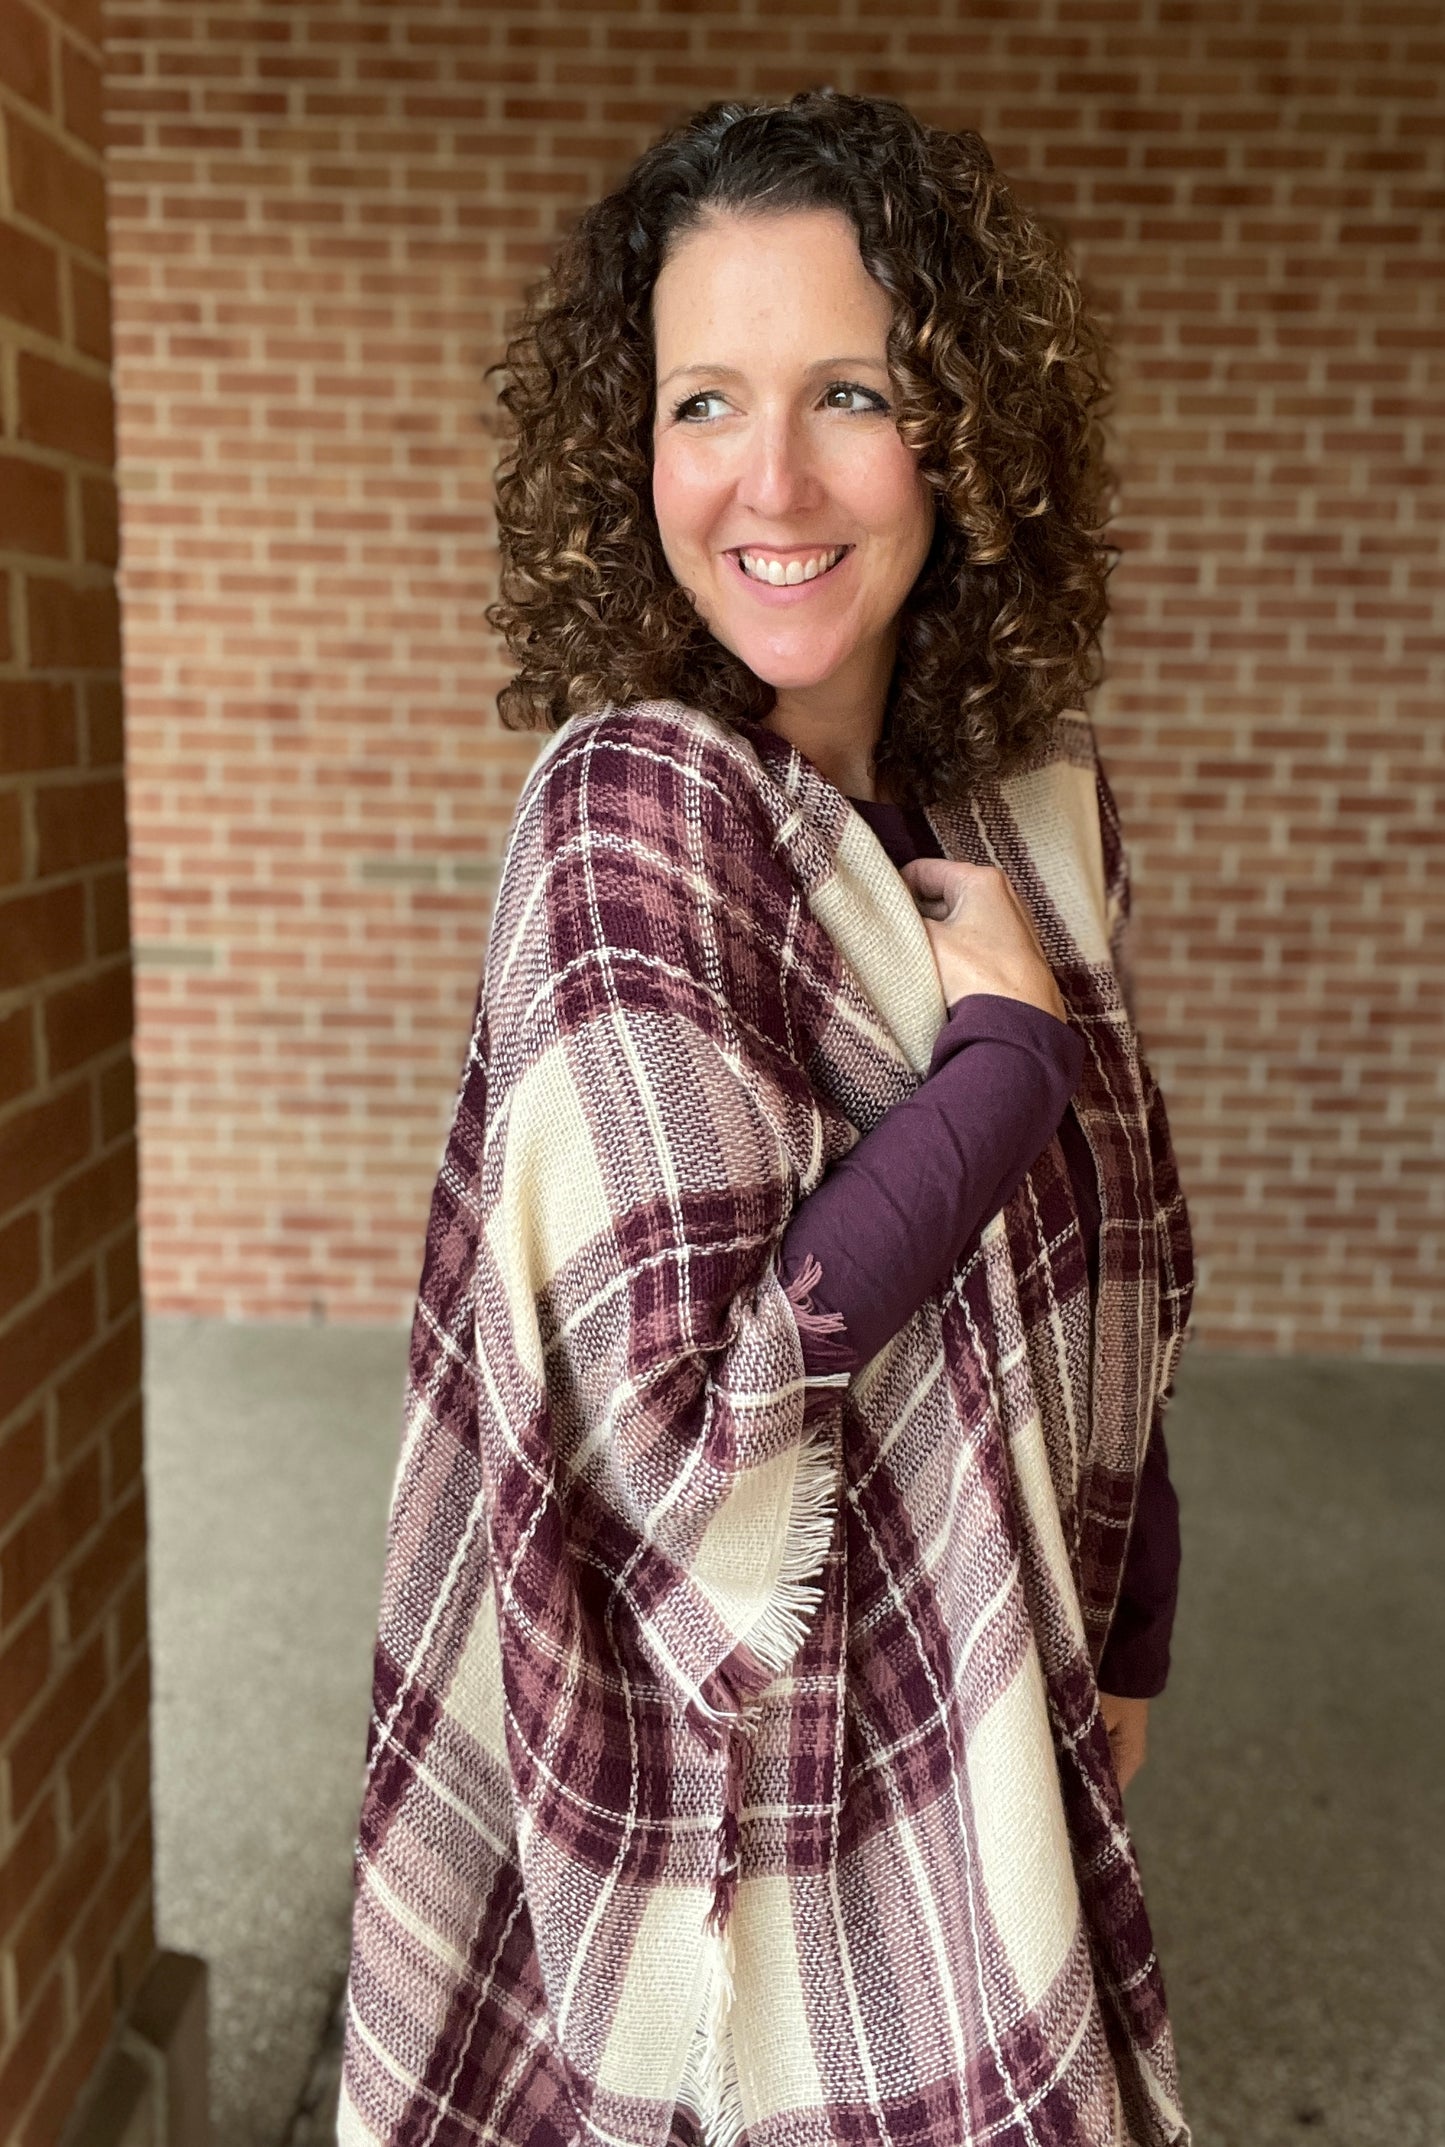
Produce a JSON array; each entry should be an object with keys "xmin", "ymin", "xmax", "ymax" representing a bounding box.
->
[{"xmin": 0, "ymin": 3, "xmax": 163, "ymax": 2140}]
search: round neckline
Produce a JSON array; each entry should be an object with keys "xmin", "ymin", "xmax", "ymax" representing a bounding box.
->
[{"xmin": 846, "ymin": 793, "xmax": 924, "ymax": 816}]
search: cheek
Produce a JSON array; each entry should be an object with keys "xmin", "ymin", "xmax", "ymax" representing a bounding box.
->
[
  {"xmin": 651, "ymin": 441, "xmax": 715, "ymax": 564},
  {"xmin": 836, "ymin": 435, "xmax": 933, "ymax": 560}
]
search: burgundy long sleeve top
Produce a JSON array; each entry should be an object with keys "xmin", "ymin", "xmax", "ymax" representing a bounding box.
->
[{"xmin": 776, "ymin": 795, "xmax": 1180, "ymax": 1699}]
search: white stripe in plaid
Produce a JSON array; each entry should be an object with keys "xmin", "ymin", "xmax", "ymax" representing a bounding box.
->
[{"xmin": 339, "ymin": 698, "xmax": 1196, "ymax": 2147}]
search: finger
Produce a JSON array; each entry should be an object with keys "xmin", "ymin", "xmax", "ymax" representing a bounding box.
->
[
  {"xmin": 900, "ymin": 858, "xmax": 973, "ymax": 923},
  {"xmin": 898, "ymin": 856, "xmax": 955, "ymax": 900},
  {"xmin": 899, "ymin": 856, "xmax": 987, "ymax": 898}
]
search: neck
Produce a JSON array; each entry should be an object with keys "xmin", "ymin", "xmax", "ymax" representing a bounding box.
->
[{"xmin": 758, "ymin": 635, "xmax": 898, "ymax": 803}]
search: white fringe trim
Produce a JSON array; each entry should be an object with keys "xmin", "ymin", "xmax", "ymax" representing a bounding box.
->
[
  {"xmin": 680, "ymin": 1912, "xmax": 746, "ymax": 2147},
  {"xmin": 738, "ymin": 1426, "xmax": 841, "ymax": 1683},
  {"xmin": 678, "ymin": 1432, "xmax": 838, "ymax": 2142}
]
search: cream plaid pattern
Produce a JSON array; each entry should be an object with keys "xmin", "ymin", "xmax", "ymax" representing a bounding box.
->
[{"xmin": 339, "ymin": 699, "xmax": 1196, "ymax": 2147}]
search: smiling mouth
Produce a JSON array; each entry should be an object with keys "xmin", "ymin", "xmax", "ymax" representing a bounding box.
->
[{"xmin": 730, "ymin": 544, "xmax": 852, "ymax": 586}]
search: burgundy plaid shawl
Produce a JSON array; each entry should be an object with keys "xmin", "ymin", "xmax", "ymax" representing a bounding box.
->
[{"xmin": 339, "ymin": 697, "xmax": 1196, "ymax": 2147}]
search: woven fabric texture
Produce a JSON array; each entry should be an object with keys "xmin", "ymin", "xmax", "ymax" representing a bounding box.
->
[{"xmin": 339, "ymin": 697, "xmax": 1197, "ymax": 2147}]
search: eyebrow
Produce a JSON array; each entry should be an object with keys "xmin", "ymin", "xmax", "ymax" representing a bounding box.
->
[{"xmin": 655, "ymin": 355, "xmax": 891, "ymax": 394}]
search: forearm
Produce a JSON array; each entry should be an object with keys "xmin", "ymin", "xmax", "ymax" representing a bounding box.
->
[{"xmin": 779, "ymin": 992, "xmax": 1085, "ymax": 1374}]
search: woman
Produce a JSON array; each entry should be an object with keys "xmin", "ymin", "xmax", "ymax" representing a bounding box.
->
[{"xmin": 340, "ymin": 90, "xmax": 1196, "ymax": 2147}]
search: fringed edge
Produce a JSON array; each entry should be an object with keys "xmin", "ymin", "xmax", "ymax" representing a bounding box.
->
[
  {"xmin": 703, "ymin": 1713, "xmax": 747, "ymax": 1936},
  {"xmin": 735, "ymin": 1422, "xmax": 841, "ymax": 1685},
  {"xmin": 676, "ymin": 1333, "xmax": 843, "ymax": 2147},
  {"xmin": 781, "ymin": 1251, "xmax": 856, "ymax": 1373},
  {"xmin": 680, "ymin": 1911, "xmax": 746, "ymax": 2147}
]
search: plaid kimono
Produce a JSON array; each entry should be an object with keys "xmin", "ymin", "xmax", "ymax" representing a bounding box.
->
[{"xmin": 339, "ymin": 696, "xmax": 1197, "ymax": 2147}]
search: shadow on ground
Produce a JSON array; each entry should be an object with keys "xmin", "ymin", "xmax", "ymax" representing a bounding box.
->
[{"xmin": 143, "ymin": 1327, "xmax": 1445, "ymax": 2147}]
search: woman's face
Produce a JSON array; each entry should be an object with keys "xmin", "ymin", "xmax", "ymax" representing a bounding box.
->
[{"xmin": 650, "ymin": 207, "xmax": 935, "ymax": 703}]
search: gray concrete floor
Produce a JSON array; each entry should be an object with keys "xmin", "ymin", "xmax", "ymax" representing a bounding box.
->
[
  {"xmin": 143, "ymin": 1327, "xmax": 1445, "ymax": 2147},
  {"xmin": 144, "ymin": 1319, "xmax": 409, "ymax": 2147},
  {"xmin": 1127, "ymin": 1357, "xmax": 1445, "ymax": 2144}
]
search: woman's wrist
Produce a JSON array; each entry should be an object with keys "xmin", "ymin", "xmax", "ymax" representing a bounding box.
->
[{"xmin": 946, "ymin": 986, "xmax": 1068, "ymax": 1025}]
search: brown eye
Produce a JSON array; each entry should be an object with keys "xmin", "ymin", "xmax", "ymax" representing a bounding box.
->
[
  {"xmin": 823, "ymin": 381, "xmax": 890, "ymax": 414},
  {"xmin": 672, "ymin": 390, "xmax": 727, "ymax": 423}
]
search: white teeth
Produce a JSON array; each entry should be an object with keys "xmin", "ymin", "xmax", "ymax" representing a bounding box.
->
[{"xmin": 739, "ymin": 546, "xmax": 844, "ymax": 584}]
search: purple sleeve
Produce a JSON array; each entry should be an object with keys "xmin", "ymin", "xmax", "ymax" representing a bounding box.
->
[
  {"xmin": 1096, "ymin": 1427, "xmax": 1180, "ymax": 1699},
  {"xmin": 778, "ymin": 985, "xmax": 1182, "ymax": 1698},
  {"xmin": 777, "ymin": 992, "xmax": 1085, "ymax": 1377}
]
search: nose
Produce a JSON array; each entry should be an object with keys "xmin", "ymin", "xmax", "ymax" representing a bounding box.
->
[{"xmin": 734, "ymin": 406, "xmax": 824, "ymax": 522}]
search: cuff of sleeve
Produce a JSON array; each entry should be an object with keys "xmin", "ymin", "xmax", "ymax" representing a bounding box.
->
[
  {"xmin": 930, "ymin": 991, "xmax": 1086, "ymax": 1091},
  {"xmin": 1096, "ymin": 1634, "xmax": 1171, "ymax": 1700},
  {"xmin": 1097, "ymin": 1573, "xmax": 1176, "ymax": 1699}
]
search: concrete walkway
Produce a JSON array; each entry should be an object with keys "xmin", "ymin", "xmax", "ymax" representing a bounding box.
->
[
  {"xmin": 143, "ymin": 1326, "xmax": 1445, "ymax": 2147},
  {"xmin": 144, "ymin": 1319, "xmax": 409, "ymax": 2147}
]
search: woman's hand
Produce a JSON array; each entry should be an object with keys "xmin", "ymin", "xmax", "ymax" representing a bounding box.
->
[
  {"xmin": 1099, "ymin": 1692, "xmax": 1149, "ymax": 1793},
  {"xmin": 899, "ymin": 856, "xmax": 1067, "ymax": 1022}
]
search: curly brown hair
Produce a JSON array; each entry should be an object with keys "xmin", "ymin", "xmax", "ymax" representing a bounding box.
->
[{"xmin": 485, "ymin": 87, "xmax": 1117, "ymax": 809}]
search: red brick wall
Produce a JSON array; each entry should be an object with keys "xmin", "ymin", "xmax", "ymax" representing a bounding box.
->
[
  {"xmin": 106, "ymin": 3, "xmax": 1444, "ymax": 1354},
  {"xmin": 1, "ymin": 3, "xmax": 156, "ymax": 2141}
]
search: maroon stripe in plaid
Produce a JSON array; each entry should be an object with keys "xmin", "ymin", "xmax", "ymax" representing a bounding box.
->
[{"xmin": 339, "ymin": 700, "xmax": 1196, "ymax": 2147}]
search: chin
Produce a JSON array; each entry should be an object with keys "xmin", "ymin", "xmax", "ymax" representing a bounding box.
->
[
  {"xmin": 738, "ymin": 661, "xmax": 821, "ymax": 691},
  {"xmin": 727, "ymin": 634, "xmax": 856, "ymax": 693}
]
